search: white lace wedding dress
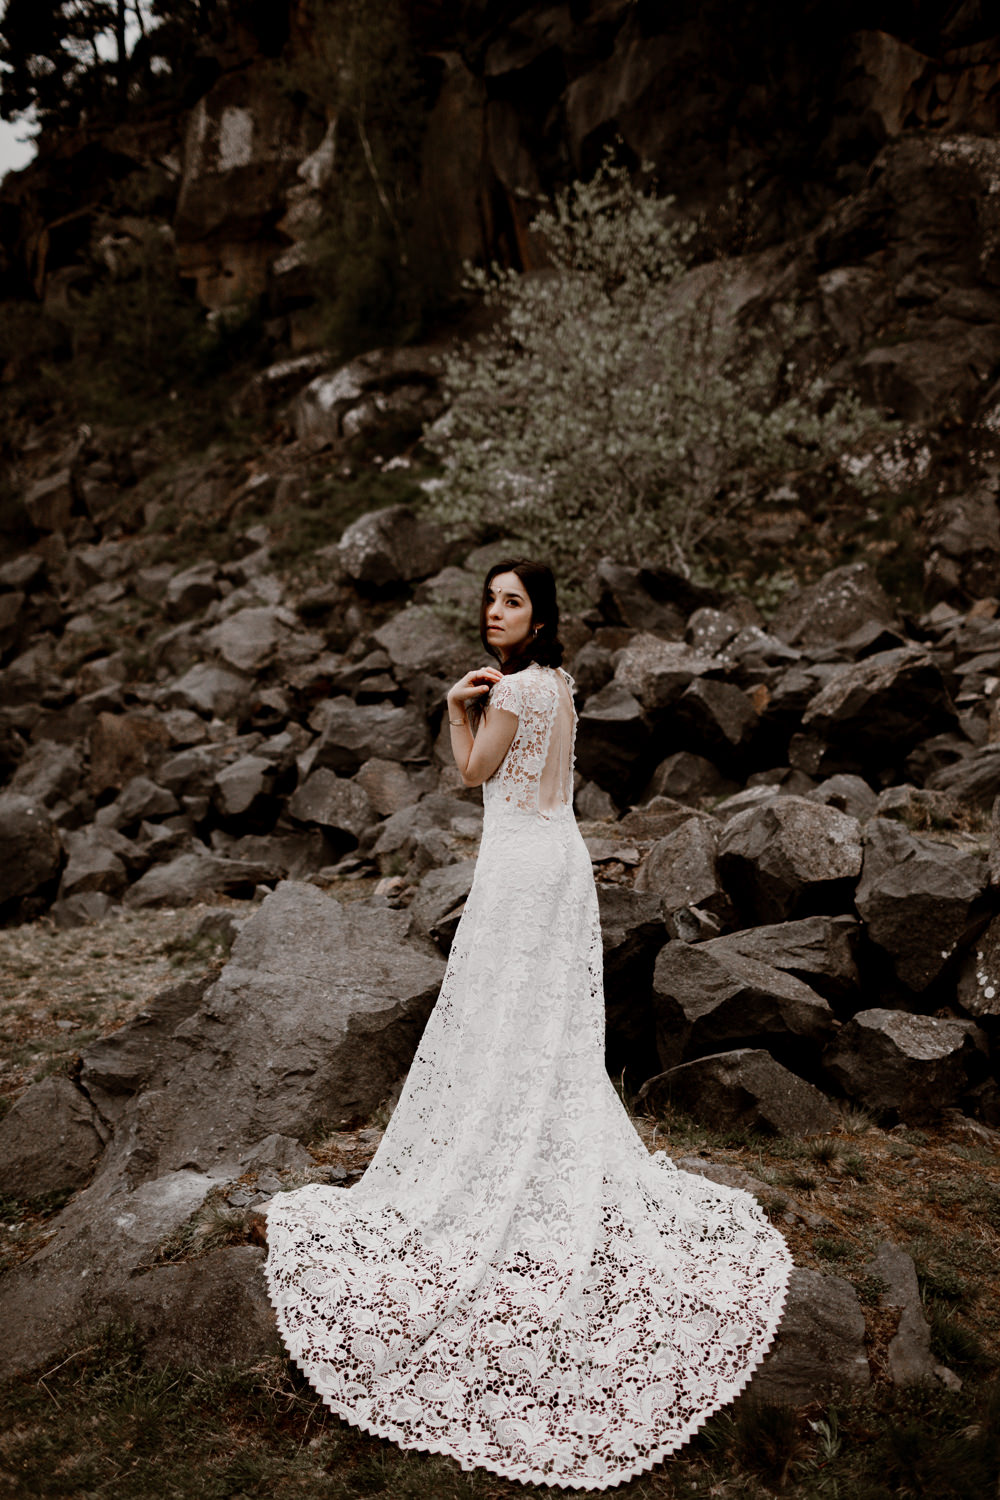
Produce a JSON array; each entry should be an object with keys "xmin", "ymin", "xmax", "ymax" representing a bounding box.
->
[{"xmin": 264, "ymin": 663, "xmax": 792, "ymax": 1490}]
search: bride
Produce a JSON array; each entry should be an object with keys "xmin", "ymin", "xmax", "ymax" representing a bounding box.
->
[{"xmin": 264, "ymin": 559, "xmax": 791, "ymax": 1489}]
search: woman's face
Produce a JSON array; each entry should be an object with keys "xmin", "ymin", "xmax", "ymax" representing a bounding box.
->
[{"xmin": 484, "ymin": 571, "xmax": 534, "ymax": 661}]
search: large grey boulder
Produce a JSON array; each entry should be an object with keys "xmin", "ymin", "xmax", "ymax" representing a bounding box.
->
[
  {"xmin": 122, "ymin": 851, "xmax": 279, "ymax": 908},
  {"xmin": 672, "ymin": 678, "xmax": 759, "ymax": 761},
  {"xmin": 10, "ymin": 739, "xmax": 81, "ymax": 807},
  {"xmin": 106, "ymin": 1245, "xmax": 281, "ymax": 1368},
  {"xmin": 855, "ymin": 819, "xmax": 988, "ymax": 990},
  {"xmin": 717, "ymin": 796, "xmax": 863, "ymax": 923},
  {"xmin": 591, "ymin": 559, "xmax": 692, "ymax": 636},
  {"xmin": 367, "ymin": 793, "xmax": 482, "ymax": 874},
  {"xmin": 770, "ymin": 562, "xmax": 895, "ymax": 648},
  {"xmin": 373, "ymin": 605, "xmax": 469, "ymax": 677},
  {"xmin": 288, "ymin": 767, "xmax": 373, "ymax": 839},
  {"xmin": 808, "ymin": 773, "xmax": 879, "ymax": 821},
  {"xmin": 703, "ymin": 916, "xmax": 861, "ymax": 1005},
  {"xmin": 353, "ymin": 757, "xmax": 427, "ymax": 816},
  {"xmin": 311, "ymin": 699, "xmax": 430, "ymax": 774},
  {"xmin": 651, "ymin": 941, "xmax": 836, "ymax": 1071},
  {"xmin": 824, "ymin": 1009, "xmax": 988, "ymax": 1121},
  {"xmin": 612, "ymin": 634, "xmax": 713, "ymax": 712},
  {"xmin": 110, "ymin": 774, "xmax": 180, "ymax": 827},
  {"xmin": 0, "ymin": 793, "xmax": 62, "ymax": 906},
  {"xmin": 99, "ymin": 882, "xmax": 445, "ymax": 1182},
  {"xmin": 0, "ymin": 1076, "xmax": 106, "ymax": 1198},
  {"xmin": 0, "ymin": 1167, "xmax": 225, "ymax": 1379},
  {"xmin": 749, "ymin": 1268, "xmax": 871, "ymax": 1405},
  {"xmin": 634, "ymin": 815, "xmax": 732, "ymax": 926},
  {"xmin": 639, "ymin": 1050, "xmax": 837, "ymax": 1137},
  {"xmin": 337, "ymin": 504, "xmax": 447, "ymax": 587},
  {"xmin": 801, "ymin": 646, "xmax": 957, "ymax": 769}
]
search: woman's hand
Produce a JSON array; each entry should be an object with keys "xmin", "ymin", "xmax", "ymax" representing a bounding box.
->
[{"xmin": 447, "ymin": 666, "xmax": 502, "ymax": 712}]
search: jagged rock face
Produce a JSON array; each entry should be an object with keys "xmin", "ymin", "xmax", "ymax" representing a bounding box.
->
[{"xmin": 174, "ymin": 68, "xmax": 321, "ymax": 309}]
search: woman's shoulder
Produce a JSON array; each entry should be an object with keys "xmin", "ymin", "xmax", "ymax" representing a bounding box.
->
[{"xmin": 493, "ymin": 663, "xmax": 571, "ymax": 712}]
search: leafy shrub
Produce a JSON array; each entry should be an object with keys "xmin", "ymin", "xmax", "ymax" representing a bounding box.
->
[{"xmin": 424, "ymin": 155, "xmax": 889, "ymax": 587}]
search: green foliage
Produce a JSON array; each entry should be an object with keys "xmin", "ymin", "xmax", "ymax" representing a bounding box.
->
[
  {"xmin": 424, "ymin": 156, "xmax": 889, "ymax": 586},
  {"xmin": 278, "ymin": 0, "xmax": 433, "ymax": 357}
]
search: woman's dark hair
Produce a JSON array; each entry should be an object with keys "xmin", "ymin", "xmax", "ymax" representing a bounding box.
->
[
  {"xmin": 466, "ymin": 559, "xmax": 564, "ymax": 728},
  {"xmin": 479, "ymin": 558, "xmax": 564, "ymax": 672}
]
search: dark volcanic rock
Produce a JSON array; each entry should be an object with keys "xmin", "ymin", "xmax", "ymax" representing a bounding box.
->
[
  {"xmin": 373, "ymin": 605, "xmax": 468, "ymax": 677},
  {"xmin": 704, "ymin": 915, "xmax": 861, "ymax": 1006},
  {"xmin": 106, "ymin": 1245, "xmax": 281, "ymax": 1368},
  {"xmin": 337, "ymin": 505, "xmax": 447, "ymax": 587},
  {"xmin": 639, "ymin": 1049, "xmax": 837, "ymax": 1137},
  {"xmin": 0, "ymin": 1076, "xmax": 106, "ymax": 1198},
  {"xmin": 0, "ymin": 1167, "xmax": 224, "ymax": 1379},
  {"xmin": 591, "ymin": 559, "xmax": 694, "ymax": 636},
  {"xmin": 612, "ymin": 634, "xmax": 713, "ymax": 713},
  {"xmin": 212, "ymin": 755, "xmax": 280, "ymax": 821},
  {"xmin": 958, "ymin": 912, "xmax": 1000, "ymax": 1019},
  {"xmin": 770, "ymin": 562, "xmax": 895, "ymax": 648},
  {"xmin": 854, "ymin": 818, "xmax": 988, "ymax": 990},
  {"xmin": 0, "ymin": 793, "xmax": 62, "ymax": 906},
  {"xmin": 287, "ymin": 768, "xmax": 373, "ymax": 840},
  {"xmin": 748, "ymin": 1267, "xmax": 870, "ymax": 1405},
  {"xmin": 824, "ymin": 1009, "xmax": 988, "ymax": 1121},
  {"xmin": 800, "ymin": 647, "xmax": 957, "ymax": 770},
  {"xmin": 642, "ymin": 750, "xmax": 736, "ymax": 805},
  {"xmin": 80, "ymin": 976, "xmax": 214, "ymax": 1125},
  {"xmin": 597, "ymin": 884, "xmax": 667, "ymax": 1079},
  {"xmin": 311, "ymin": 700, "xmax": 430, "ymax": 774},
  {"xmin": 864, "ymin": 1241, "xmax": 939, "ymax": 1387},
  {"xmin": 717, "ymin": 796, "xmax": 863, "ymax": 923},
  {"xmin": 927, "ymin": 744, "xmax": 1000, "ymax": 807},
  {"xmin": 99, "ymin": 881, "xmax": 446, "ymax": 1182},
  {"xmin": 634, "ymin": 816, "xmax": 732, "ymax": 926},
  {"xmin": 575, "ymin": 680, "xmax": 650, "ymax": 793},
  {"xmin": 672, "ymin": 678, "xmax": 760, "ymax": 763},
  {"xmin": 808, "ymin": 773, "xmax": 878, "ymax": 821},
  {"xmin": 122, "ymin": 851, "xmax": 280, "ymax": 908},
  {"xmin": 59, "ymin": 827, "xmax": 131, "ymax": 898},
  {"xmin": 651, "ymin": 941, "xmax": 836, "ymax": 1071}
]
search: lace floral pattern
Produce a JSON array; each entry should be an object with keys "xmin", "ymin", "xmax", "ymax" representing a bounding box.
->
[{"xmin": 265, "ymin": 666, "xmax": 791, "ymax": 1489}]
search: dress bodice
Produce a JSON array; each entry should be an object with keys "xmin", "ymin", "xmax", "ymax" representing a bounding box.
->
[{"xmin": 482, "ymin": 664, "xmax": 577, "ymax": 817}]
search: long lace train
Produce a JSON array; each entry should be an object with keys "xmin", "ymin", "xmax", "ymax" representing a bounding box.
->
[{"xmin": 264, "ymin": 665, "xmax": 791, "ymax": 1489}]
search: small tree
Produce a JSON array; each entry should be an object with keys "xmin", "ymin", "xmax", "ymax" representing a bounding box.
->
[{"xmin": 423, "ymin": 159, "xmax": 884, "ymax": 585}]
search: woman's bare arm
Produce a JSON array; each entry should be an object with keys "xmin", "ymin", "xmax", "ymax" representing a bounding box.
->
[{"xmin": 446, "ymin": 667, "xmax": 518, "ymax": 786}]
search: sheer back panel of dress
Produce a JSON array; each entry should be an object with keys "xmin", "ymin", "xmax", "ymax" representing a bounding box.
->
[{"xmin": 485, "ymin": 665, "xmax": 577, "ymax": 817}]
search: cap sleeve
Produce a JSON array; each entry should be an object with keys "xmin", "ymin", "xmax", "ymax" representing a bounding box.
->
[{"xmin": 488, "ymin": 674, "xmax": 521, "ymax": 717}]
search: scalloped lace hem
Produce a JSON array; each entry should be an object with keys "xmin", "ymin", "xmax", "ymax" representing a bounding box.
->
[{"xmin": 263, "ymin": 1249, "xmax": 791, "ymax": 1490}]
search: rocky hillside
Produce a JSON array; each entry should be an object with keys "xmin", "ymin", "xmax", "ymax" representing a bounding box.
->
[{"xmin": 3, "ymin": 0, "xmax": 1000, "ymax": 1446}]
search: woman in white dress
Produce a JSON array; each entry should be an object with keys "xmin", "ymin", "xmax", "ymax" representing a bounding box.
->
[{"xmin": 264, "ymin": 559, "xmax": 792, "ymax": 1490}]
